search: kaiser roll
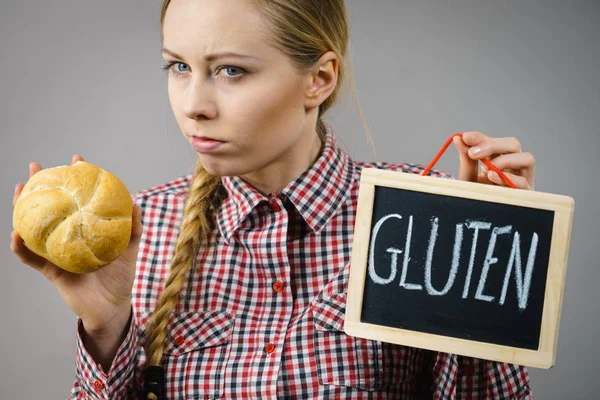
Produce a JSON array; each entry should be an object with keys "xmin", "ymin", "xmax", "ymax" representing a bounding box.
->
[{"xmin": 12, "ymin": 161, "xmax": 133, "ymax": 274}]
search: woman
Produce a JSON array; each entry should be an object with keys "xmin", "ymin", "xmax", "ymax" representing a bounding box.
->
[{"xmin": 11, "ymin": 0, "xmax": 535, "ymax": 398}]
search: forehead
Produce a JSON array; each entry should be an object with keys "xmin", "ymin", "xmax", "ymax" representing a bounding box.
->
[{"xmin": 162, "ymin": 0, "xmax": 274, "ymax": 57}]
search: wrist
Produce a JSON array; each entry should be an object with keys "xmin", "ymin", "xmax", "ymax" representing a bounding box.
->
[
  {"xmin": 80, "ymin": 305, "xmax": 133, "ymax": 374},
  {"xmin": 82, "ymin": 304, "xmax": 132, "ymax": 340}
]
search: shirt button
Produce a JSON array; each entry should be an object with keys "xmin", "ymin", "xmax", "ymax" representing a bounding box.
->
[
  {"xmin": 272, "ymin": 281, "xmax": 284, "ymax": 292},
  {"xmin": 265, "ymin": 343, "xmax": 276, "ymax": 354},
  {"xmin": 93, "ymin": 379, "xmax": 104, "ymax": 392},
  {"xmin": 269, "ymin": 199, "xmax": 281, "ymax": 212},
  {"xmin": 174, "ymin": 336, "xmax": 185, "ymax": 346}
]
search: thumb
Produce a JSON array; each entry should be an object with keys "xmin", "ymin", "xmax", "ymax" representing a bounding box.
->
[
  {"xmin": 453, "ymin": 135, "xmax": 478, "ymax": 182},
  {"xmin": 122, "ymin": 204, "xmax": 143, "ymax": 264},
  {"xmin": 131, "ymin": 204, "xmax": 143, "ymax": 242}
]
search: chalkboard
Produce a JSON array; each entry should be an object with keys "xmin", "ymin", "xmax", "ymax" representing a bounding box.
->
[{"xmin": 345, "ymin": 168, "xmax": 574, "ymax": 369}]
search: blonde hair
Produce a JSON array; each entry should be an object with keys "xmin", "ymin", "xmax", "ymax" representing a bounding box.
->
[{"xmin": 142, "ymin": 1, "xmax": 372, "ymax": 398}]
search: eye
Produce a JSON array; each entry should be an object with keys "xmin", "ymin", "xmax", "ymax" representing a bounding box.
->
[
  {"xmin": 217, "ymin": 66, "xmax": 246, "ymax": 82},
  {"xmin": 160, "ymin": 61, "xmax": 190, "ymax": 76},
  {"xmin": 222, "ymin": 67, "xmax": 242, "ymax": 77},
  {"xmin": 161, "ymin": 62, "xmax": 247, "ymax": 82},
  {"xmin": 174, "ymin": 63, "xmax": 190, "ymax": 73}
]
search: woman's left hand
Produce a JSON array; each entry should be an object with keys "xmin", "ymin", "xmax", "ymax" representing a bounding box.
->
[{"xmin": 453, "ymin": 131, "xmax": 535, "ymax": 190}]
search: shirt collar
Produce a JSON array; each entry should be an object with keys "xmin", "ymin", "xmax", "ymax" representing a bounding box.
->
[{"xmin": 217, "ymin": 122, "xmax": 353, "ymax": 244}]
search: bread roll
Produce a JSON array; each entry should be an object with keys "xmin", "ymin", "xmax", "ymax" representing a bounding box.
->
[{"xmin": 12, "ymin": 161, "xmax": 133, "ymax": 274}]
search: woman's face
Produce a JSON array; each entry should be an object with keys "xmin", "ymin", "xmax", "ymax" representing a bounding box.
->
[{"xmin": 161, "ymin": 0, "xmax": 333, "ymax": 192}]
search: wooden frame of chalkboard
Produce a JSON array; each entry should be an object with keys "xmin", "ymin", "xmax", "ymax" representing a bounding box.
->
[{"xmin": 345, "ymin": 168, "xmax": 574, "ymax": 369}]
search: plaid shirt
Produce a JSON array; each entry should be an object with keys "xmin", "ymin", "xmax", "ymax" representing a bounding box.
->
[{"xmin": 70, "ymin": 123, "xmax": 532, "ymax": 399}]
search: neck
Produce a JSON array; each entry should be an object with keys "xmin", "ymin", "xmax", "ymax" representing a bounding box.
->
[{"xmin": 241, "ymin": 130, "xmax": 324, "ymax": 196}]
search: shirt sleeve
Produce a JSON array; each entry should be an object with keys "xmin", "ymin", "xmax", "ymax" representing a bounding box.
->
[
  {"xmin": 69, "ymin": 306, "xmax": 139, "ymax": 400},
  {"xmin": 430, "ymin": 353, "xmax": 533, "ymax": 399}
]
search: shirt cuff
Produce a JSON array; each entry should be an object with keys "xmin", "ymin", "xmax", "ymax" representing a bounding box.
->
[{"xmin": 74, "ymin": 307, "xmax": 138, "ymax": 400}]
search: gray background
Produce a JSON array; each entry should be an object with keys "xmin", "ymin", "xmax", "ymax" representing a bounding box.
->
[{"xmin": 1, "ymin": 0, "xmax": 598, "ymax": 398}]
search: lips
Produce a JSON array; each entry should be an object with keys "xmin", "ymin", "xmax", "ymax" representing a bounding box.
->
[
  {"xmin": 192, "ymin": 135, "xmax": 225, "ymax": 142},
  {"xmin": 190, "ymin": 136, "xmax": 227, "ymax": 153}
]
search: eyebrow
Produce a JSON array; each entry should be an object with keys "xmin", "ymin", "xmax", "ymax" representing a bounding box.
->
[{"xmin": 161, "ymin": 48, "xmax": 260, "ymax": 62}]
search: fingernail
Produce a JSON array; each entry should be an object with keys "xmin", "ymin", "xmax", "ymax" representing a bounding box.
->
[
  {"xmin": 469, "ymin": 147, "xmax": 481, "ymax": 157},
  {"xmin": 490, "ymin": 171, "xmax": 499, "ymax": 180}
]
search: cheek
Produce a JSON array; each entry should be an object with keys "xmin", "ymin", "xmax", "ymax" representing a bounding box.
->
[
  {"xmin": 167, "ymin": 83, "xmax": 183, "ymax": 121},
  {"xmin": 227, "ymin": 79, "xmax": 305, "ymax": 140}
]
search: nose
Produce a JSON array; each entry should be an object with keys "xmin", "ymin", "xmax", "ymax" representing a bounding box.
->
[{"xmin": 181, "ymin": 77, "xmax": 218, "ymax": 120}]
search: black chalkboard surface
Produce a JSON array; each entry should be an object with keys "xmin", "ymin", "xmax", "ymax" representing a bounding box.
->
[{"xmin": 345, "ymin": 169, "xmax": 574, "ymax": 369}]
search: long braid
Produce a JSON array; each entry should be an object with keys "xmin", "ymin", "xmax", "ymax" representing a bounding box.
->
[
  {"xmin": 133, "ymin": 118, "xmax": 325, "ymax": 400},
  {"xmin": 148, "ymin": 0, "xmax": 346, "ymax": 394},
  {"xmin": 142, "ymin": 158, "xmax": 222, "ymax": 399}
]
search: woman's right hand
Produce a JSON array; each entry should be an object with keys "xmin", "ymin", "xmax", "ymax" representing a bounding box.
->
[{"xmin": 10, "ymin": 154, "xmax": 143, "ymax": 337}]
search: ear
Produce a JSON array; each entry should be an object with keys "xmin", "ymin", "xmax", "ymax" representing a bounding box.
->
[{"xmin": 303, "ymin": 51, "xmax": 339, "ymax": 110}]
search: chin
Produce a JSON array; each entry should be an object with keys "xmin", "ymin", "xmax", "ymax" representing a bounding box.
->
[{"xmin": 200, "ymin": 157, "xmax": 250, "ymax": 177}]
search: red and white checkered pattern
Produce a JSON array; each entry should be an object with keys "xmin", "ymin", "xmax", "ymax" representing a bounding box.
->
[{"xmin": 70, "ymin": 123, "xmax": 532, "ymax": 399}]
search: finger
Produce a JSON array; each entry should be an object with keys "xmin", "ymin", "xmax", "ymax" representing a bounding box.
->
[
  {"xmin": 10, "ymin": 231, "xmax": 47, "ymax": 272},
  {"xmin": 13, "ymin": 183, "xmax": 24, "ymax": 206},
  {"xmin": 487, "ymin": 170, "xmax": 532, "ymax": 190},
  {"xmin": 485, "ymin": 152, "xmax": 535, "ymax": 176},
  {"xmin": 72, "ymin": 154, "xmax": 84, "ymax": 164},
  {"xmin": 484, "ymin": 154, "xmax": 522, "ymax": 177},
  {"xmin": 11, "ymin": 231, "xmax": 64, "ymax": 282},
  {"xmin": 29, "ymin": 161, "xmax": 42, "ymax": 178},
  {"xmin": 130, "ymin": 205, "xmax": 143, "ymax": 243},
  {"xmin": 453, "ymin": 136, "xmax": 478, "ymax": 182},
  {"xmin": 467, "ymin": 137, "xmax": 522, "ymax": 160},
  {"xmin": 476, "ymin": 170, "xmax": 493, "ymax": 185},
  {"xmin": 122, "ymin": 205, "xmax": 143, "ymax": 265},
  {"xmin": 460, "ymin": 131, "xmax": 490, "ymax": 147}
]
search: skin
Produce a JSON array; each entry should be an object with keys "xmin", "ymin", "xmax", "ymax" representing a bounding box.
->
[
  {"xmin": 11, "ymin": 155, "xmax": 142, "ymax": 372},
  {"xmin": 454, "ymin": 132, "xmax": 535, "ymax": 190},
  {"xmin": 161, "ymin": 0, "xmax": 338, "ymax": 195},
  {"xmin": 9, "ymin": 0, "xmax": 534, "ymax": 374}
]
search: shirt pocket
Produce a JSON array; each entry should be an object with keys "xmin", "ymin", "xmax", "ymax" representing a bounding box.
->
[
  {"xmin": 310, "ymin": 293, "xmax": 425, "ymax": 394},
  {"xmin": 310, "ymin": 293, "xmax": 384, "ymax": 391},
  {"xmin": 161, "ymin": 309, "xmax": 234, "ymax": 400}
]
